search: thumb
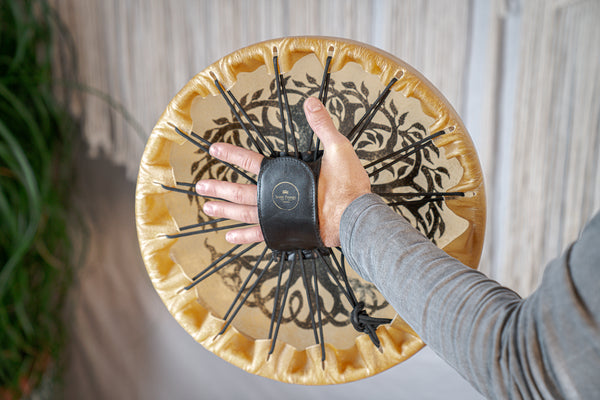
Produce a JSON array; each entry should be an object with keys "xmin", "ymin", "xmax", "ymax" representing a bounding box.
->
[{"xmin": 303, "ymin": 97, "xmax": 347, "ymax": 148}]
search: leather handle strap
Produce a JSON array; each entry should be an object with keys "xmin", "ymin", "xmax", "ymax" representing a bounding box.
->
[{"xmin": 257, "ymin": 156, "xmax": 324, "ymax": 251}]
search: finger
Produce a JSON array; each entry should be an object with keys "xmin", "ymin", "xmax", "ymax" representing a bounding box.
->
[
  {"xmin": 225, "ymin": 226, "xmax": 264, "ymax": 244},
  {"xmin": 209, "ymin": 142, "xmax": 264, "ymax": 175},
  {"xmin": 303, "ymin": 97, "xmax": 348, "ymax": 147},
  {"xmin": 203, "ymin": 201, "xmax": 259, "ymax": 224},
  {"xmin": 196, "ymin": 180, "xmax": 257, "ymax": 205}
]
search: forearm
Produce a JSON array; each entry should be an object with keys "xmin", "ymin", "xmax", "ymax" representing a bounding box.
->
[
  {"xmin": 340, "ymin": 194, "xmax": 536, "ymax": 398},
  {"xmin": 342, "ymin": 195, "xmax": 600, "ymax": 398}
]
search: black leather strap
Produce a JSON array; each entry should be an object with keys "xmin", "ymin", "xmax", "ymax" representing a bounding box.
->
[{"xmin": 257, "ymin": 156, "xmax": 324, "ymax": 251}]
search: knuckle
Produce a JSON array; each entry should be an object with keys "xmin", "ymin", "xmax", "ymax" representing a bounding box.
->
[
  {"xmin": 242, "ymin": 207, "xmax": 257, "ymax": 223},
  {"xmin": 231, "ymin": 185, "xmax": 247, "ymax": 204},
  {"xmin": 239, "ymin": 151, "xmax": 262, "ymax": 174},
  {"xmin": 311, "ymin": 113, "xmax": 330, "ymax": 131},
  {"xmin": 240, "ymin": 157, "xmax": 254, "ymax": 173}
]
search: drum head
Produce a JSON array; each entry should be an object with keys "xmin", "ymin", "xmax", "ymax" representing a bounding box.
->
[{"xmin": 135, "ymin": 37, "xmax": 485, "ymax": 384}]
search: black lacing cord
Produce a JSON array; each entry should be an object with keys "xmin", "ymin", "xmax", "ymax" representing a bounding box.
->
[
  {"xmin": 349, "ymin": 302, "xmax": 392, "ymax": 348},
  {"xmin": 321, "ymin": 250, "xmax": 392, "ymax": 348}
]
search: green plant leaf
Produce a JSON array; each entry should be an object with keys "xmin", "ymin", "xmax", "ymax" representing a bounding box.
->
[{"xmin": 0, "ymin": 120, "xmax": 41, "ymax": 296}]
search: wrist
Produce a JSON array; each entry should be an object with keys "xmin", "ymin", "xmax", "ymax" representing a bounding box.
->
[{"xmin": 318, "ymin": 188, "xmax": 371, "ymax": 248}]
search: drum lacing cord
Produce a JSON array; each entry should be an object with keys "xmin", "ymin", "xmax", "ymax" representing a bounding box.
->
[{"xmin": 319, "ymin": 249, "xmax": 392, "ymax": 349}]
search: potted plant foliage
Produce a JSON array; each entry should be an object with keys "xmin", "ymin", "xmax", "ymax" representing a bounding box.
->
[{"xmin": 1, "ymin": 0, "xmax": 80, "ymax": 397}]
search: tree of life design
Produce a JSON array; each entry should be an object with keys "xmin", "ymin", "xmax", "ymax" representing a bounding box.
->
[
  {"xmin": 176, "ymin": 62, "xmax": 464, "ymax": 334},
  {"xmin": 190, "ymin": 70, "xmax": 459, "ymax": 243}
]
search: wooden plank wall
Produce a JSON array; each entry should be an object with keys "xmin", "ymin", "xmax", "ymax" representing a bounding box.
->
[{"xmin": 51, "ymin": 0, "xmax": 599, "ymax": 398}]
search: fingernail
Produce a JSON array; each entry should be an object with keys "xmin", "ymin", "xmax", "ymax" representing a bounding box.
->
[
  {"xmin": 306, "ymin": 97, "xmax": 323, "ymax": 113},
  {"xmin": 196, "ymin": 182, "xmax": 206, "ymax": 193},
  {"xmin": 225, "ymin": 232, "xmax": 235, "ymax": 242},
  {"xmin": 209, "ymin": 144, "xmax": 220, "ymax": 158},
  {"xmin": 203, "ymin": 203, "xmax": 214, "ymax": 215}
]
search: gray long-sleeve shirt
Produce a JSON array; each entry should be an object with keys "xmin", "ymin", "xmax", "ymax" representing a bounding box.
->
[{"xmin": 340, "ymin": 194, "xmax": 600, "ymax": 399}]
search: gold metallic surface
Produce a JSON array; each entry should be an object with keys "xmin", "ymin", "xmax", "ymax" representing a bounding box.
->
[{"xmin": 135, "ymin": 37, "xmax": 485, "ymax": 384}]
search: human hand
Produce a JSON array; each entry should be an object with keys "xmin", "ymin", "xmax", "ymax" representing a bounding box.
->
[
  {"xmin": 304, "ymin": 97, "xmax": 372, "ymax": 246},
  {"xmin": 195, "ymin": 97, "xmax": 371, "ymax": 247}
]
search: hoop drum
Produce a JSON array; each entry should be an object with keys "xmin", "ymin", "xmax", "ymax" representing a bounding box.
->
[{"xmin": 135, "ymin": 37, "xmax": 485, "ymax": 384}]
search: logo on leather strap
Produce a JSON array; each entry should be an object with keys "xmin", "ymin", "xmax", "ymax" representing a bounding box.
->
[{"xmin": 272, "ymin": 182, "xmax": 300, "ymax": 210}]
